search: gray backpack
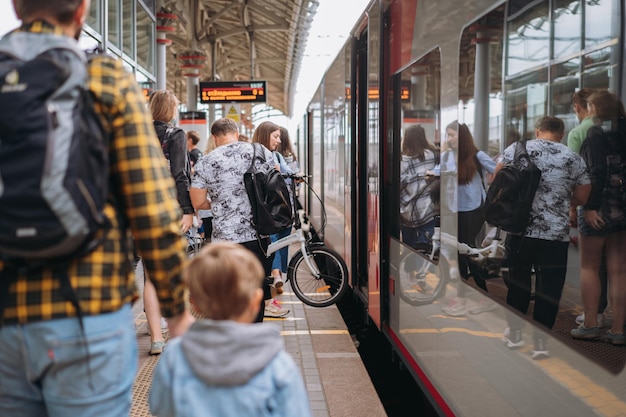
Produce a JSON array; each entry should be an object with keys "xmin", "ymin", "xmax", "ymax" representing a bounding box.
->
[{"xmin": 0, "ymin": 32, "xmax": 109, "ymax": 260}]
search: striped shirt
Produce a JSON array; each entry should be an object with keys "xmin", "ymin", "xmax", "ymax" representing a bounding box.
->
[{"xmin": 0, "ymin": 21, "xmax": 187, "ymax": 325}]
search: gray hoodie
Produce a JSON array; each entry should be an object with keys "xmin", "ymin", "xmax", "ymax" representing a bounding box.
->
[{"xmin": 181, "ymin": 319, "xmax": 283, "ymax": 386}]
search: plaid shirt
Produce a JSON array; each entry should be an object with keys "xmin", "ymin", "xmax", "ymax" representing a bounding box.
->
[{"xmin": 0, "ymin": 21, "xmax": 187, "ymax": 325}]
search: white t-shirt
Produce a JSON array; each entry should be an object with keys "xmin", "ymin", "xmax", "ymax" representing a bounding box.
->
[
  {"xmin": 500, "ymin": 139, "xmax": 589, "ymax": 242},
  {"xmin": 191, "ymin": 142, "xmax": 275, "ymax": 243}
]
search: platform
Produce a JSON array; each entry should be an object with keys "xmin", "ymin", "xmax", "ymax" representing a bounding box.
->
[{"xmin": 130, "ymin": 263, "xmax": 387, "ymax": 417}]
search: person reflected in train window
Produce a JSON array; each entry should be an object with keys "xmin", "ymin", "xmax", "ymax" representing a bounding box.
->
[
  {"xmin": 568, "ymin": 88, "xmax": 596, "ymax": 153},
  {"xmin": 566, "ymin": 88, "xmax": 609, "ymax": 329},
  {"xmin": 499, "ymin": 116, "xmax": 590, "ymax": 359},
  {"xmin": 149, "ymin": 242, "xmax": 313, "ymax": 417},
  {"xmin": 399, "ymin": 124, "xmax": 440, "ymax": 249},
  {"xmin": 571, "ymin": 91, "xmax": 626, "ymax": 345},
  {"xmin": 440, "ymin": 122, "xmax": 497, "ymax": 317}
]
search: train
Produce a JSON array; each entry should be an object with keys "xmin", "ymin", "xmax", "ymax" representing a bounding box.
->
[{"xmin": 294, "ymin": 0, "xmax": 626, "ymax": 416}]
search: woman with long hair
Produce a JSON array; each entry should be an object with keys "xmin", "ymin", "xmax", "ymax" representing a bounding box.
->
[
  {"xmin": 145, "ymin": 90, "xmax": 194, "ymax": 354},
  {"xmin": 571, "ymin": 91, "xmax": 626, "ymax": 345},
  {"xmin": 400, "ymin": 124, "xmax": 439, "ymax": 248},
  {"xmin": 441, "ymin": 121, "xmax": 496, "ymax": 316},
  {"xmin": 252, "ymin": 121, "xmax": 293, "ymax": 318}
]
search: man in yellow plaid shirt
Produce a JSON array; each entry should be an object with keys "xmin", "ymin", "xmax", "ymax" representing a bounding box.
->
[{"xmin": 0, "ymin": 1, "xmax": 193, "ymax": 416}]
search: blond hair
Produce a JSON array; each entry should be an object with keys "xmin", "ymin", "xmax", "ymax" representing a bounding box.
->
[
  {"xmin": 149, "ymin": 90, "xmax": 179, "ymax": 123},
  {"xmin": 183, "ymin": 242, "xmax": 264, "ymax": 320}
]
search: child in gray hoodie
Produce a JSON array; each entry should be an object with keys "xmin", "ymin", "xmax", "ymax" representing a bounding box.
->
[{"xmin": 149, "ymin": 242, "xmax": 312, "ymax": 417}]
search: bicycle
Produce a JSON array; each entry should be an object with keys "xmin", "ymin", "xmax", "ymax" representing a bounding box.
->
[
  {"xmin": 265, "ymin": 173, "xmax": 349, "ymax": 307},
  {"xmin": 398, "ymin": 217, "xmax": 506, "ymax": 306}
]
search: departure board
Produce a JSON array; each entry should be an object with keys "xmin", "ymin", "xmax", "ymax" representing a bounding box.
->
[{"xmin": 199, "ymin": 81, "xmax": 267, "ymax": 103}]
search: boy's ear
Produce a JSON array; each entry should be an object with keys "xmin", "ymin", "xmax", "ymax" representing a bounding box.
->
[{"xmin": 249, "ymin": 288, "xmax": 263, "ymax": 317}]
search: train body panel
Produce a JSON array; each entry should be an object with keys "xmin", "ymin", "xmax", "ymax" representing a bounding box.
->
[{"xmin": 299, "ymin": 0, "xmax": 626, "ymax": 415}]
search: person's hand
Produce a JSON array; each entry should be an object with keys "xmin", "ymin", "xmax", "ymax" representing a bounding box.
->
[
  {"xmin": 166, "ymin": 309, "xmax": 195, "ymax": 339},
  {"xmin": 569, "ymin": 207, "xmax": 578, "ymax": 228},
  {"xmin": 583, "ymin": 209, "xmax": 604, "ymax": 230},
  {"xmin": 180, "ymin": 214, "xmax": 194, "ymax": 234}
]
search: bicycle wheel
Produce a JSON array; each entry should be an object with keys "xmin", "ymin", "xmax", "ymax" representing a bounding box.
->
[
  {"xmin": 397, "ymin": 248, "xmax": 447, "ymax": 306},
  {"xmin": 287, "ymin": 246, "xmax": 349, "ymax": 307}
]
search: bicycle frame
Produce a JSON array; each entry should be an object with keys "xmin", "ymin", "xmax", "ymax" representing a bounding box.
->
[{"xmin": 265, "ymin": 209, "xmax": 321, "ymax": 278}]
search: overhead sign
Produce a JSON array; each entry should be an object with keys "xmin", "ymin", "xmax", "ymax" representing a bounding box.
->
[
  {"xmin": 225, "ymin": 104, "xmax": 241, "ymax": 123},
  {"xmin": 199, "ymin": 81, "xmax": 267, "ymax": 103}
]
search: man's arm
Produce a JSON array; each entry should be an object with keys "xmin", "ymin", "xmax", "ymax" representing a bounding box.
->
[
  {"xmin": 190, "ymin": 187, "xmax": 211, "ymax": 210},
  {"xmin": 572, "ymin": 183, "xmax": 591, "ymax": 207},
  {"xmin": 94, "ymin": 57, "xmax": 191, "ymax": 335}
]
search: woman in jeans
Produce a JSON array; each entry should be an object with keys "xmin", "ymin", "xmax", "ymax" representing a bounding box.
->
[{"xmin": 440, "ymin": 121, "xmax": 496, "ymax": 317}]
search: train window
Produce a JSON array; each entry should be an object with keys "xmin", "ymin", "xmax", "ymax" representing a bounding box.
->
[{"xmin": 397, "ymin": 49, "xmax": 441, "ymax": 260}]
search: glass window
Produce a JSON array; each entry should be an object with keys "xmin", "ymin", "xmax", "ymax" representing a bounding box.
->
[
  {"xmin": 585, "ymin": 0, "xmax": 619, "ymax": 49},
  {"xmin": 123, "ymin": 0, "xmax": 134, "ymax": 58},
  {"xmin": 583, "ymin": 45, "xmax": 619, "ymax": 91},
  {"xmin": 138, "ymin": 0, "xmax": 156, "ymax": 14},
  {"xmin": 397, "ymin": 49, "xmax": 441, "ymax": 256},
  {"xmin": 87, "ymin": 0, "xmax": 101, "ymax": 33},
  {"xmin": 552, "ymin": 0, "xmax": 581, "ymax": 58},
  {"xmin": 506, "ymin": 2, "xmax": 550, "ymax": 76},
  {"xmin": 550, "ymin": 57, "xmax": 580, "ymax": 132},
  {"xmin": 136, "ymin": 4, "xmax": 154, "ymax": 74},
  {"xmin": 108, "ymin": 0, "xmax": 120, "ymax": 48}
]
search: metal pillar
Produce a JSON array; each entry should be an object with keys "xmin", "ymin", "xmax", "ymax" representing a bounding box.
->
[{"xmin": 473, "ymin": 30, "xmax": 491, "ymax": 151}]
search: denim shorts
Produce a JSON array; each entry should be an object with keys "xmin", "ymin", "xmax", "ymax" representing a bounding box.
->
[{"xmin": 578, "ymin": 206, "xmax": 610, "ymax": 237}]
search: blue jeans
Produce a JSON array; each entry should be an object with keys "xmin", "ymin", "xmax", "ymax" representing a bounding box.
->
[
  {"xmin": 271, "ymin": 226, "xmax": 292, "ymax": 273},
  {"xmin": 0, "ymin": 304, "xmax": 137, "ymax": 417}
]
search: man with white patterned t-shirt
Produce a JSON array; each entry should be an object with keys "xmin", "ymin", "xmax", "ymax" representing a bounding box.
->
[
  {"xmin": 500, "ymin": 116, "xmax": 590, "ymax": 359},
  {"xmin": 189, "ymin": 118, "xmax": 276, "ymax": 322}
]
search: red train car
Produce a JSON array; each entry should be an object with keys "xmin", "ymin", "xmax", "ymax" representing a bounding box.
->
[{"xmin": 297, "ymin": 0, "xmax": 626, "ymax": 415}]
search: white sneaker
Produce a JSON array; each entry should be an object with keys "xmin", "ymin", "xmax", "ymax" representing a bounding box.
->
[
  {"xmin": 503, "ymin": 328, "xmax": 525, "ymax": 349},
  {"xmin": 264, "ymin": 299, "xmax": 289, "ymax": 318},
  {"xmin": 441, "ymin": 297, "xmax": 468, "ymax": 317},
  {"xmin": 531, "ymin": 338, "xmax": 549, "ymax": 360},
  {"xmin": 273, "ymin": 274, "xmax": 285, "ymax": 295},
  {"xmin": 469, "ymin": 300, "xmax": 497, "ymax": 315},
  {"xmin": 575, "ymin": 313, "xmax": 605, "ymax": 327}
]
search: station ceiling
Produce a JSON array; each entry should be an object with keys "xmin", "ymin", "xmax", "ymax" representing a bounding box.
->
[{"xmin": 158, "ymin": 0, "xmax": 319, "ymax": 118}]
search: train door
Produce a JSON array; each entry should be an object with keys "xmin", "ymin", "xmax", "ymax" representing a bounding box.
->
[
  {"xmin": 352, "ymin": 2, "xmax": 383, "ymax": 327},
  {"xmin": 351, "ymin": 28, "xmax": 370, "ymax": 308}
]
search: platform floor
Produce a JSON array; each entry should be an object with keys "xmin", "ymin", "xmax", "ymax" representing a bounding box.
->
[{"xmin": 130, "ymin": 263, "xmax": 387, "ymax": 417}]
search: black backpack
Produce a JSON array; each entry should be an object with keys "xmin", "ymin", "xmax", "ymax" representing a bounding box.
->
[
  {"xmin": 484, "ymin": 140, "xmax": 541, "ymax": 234},
  {"xmin": 244, "ymin": 143, "xmax": 293, "ymax": 235},
  {"xmin": 0, "ymin": 33, "xmax": 108, "ymax": 260}
]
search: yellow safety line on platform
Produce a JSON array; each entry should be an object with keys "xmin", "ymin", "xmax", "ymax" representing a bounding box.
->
[
  {"xmin": 399, "ymin": 327, "xmax": 626, "ymax": 416},
  {"xmin": 281, "ymin": 330, "xmax": 350, "ymax": 336}
]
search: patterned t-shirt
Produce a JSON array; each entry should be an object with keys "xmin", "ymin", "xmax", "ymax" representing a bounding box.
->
[
  {"xmin": 191, "ymin": 141, "xmax": 275, "ymax": 243},
  {"xmin": 501, "ymin": 139, "xmax": 589, "ymax": 242}
]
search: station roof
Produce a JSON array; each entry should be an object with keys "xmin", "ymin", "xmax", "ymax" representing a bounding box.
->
[{"xmin": 158, "ymin": 0, "xmax": 319, "ymax": 119}]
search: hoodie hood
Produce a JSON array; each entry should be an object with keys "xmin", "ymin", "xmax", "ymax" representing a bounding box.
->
[{"xmin": 181, "ymin": 319, "xmax": 283, "ymax": 386}]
